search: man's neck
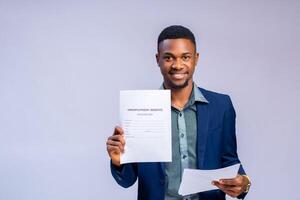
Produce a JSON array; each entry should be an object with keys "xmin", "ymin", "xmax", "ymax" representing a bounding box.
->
[{"xmin": 169, "ymin": 82, "xmax": 193, "ymax": 109}]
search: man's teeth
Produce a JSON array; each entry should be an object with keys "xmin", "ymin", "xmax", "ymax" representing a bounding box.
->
[{"xmin": 172, "ymin": 73, "xmax": 185, "ymax": 79}]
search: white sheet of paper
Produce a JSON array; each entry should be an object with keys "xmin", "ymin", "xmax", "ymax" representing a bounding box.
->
[
  {"xmin": 119, "ymin": 90, "xmax": 171, "ymax": 164},
  {"xmin": 178, "ymin": 164, "xmax": 240, "ymax": 196}
]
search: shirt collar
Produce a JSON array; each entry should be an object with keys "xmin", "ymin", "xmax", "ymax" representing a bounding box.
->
[{"xmin": 193, "ymin": 83, "xmax": 209, "ymax": 103}]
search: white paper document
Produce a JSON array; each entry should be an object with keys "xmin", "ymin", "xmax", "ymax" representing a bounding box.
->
[
  {"xmin": 178, "ymin": 164, "xmax": 240, "ymax": 196},
  {"xmin": 119, "ymin": 90, "xmax": 171, "ymax": 164}
]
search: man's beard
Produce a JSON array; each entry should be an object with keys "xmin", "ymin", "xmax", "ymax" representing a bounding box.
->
[{"xmin": 165, "ymin": 78, "xmax": 189, "ymax": 90}]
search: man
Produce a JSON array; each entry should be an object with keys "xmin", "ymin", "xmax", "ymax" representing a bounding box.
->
[{"xmin": 106, "ymin": 25, "xmax": 251, "ymax": 200}]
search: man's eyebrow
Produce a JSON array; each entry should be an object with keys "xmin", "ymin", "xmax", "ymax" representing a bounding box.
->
[
  {"xmin": 162, "ymin": 52, "xmax": 174, "ymax": 55},
  {"xmin": 163, "ymin": 52, "xmax": 192, "ymax": 55},
  {"xmin": 182, "ymin": 52, "xmax": 193, "ymax": 55}
]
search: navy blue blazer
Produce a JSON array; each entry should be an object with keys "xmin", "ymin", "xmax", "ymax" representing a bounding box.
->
[{"xmin": 111, "ymin": 87, "xmax": 246, "ymax": 200}]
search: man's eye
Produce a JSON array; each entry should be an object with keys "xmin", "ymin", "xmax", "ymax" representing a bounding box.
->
[
  {"xmin": 164, "ymin": 56, "xmax": 172, "ymax": 61},
  {"xmin": 182, "ymin": 56, "xmax": 190, "ymax": 61}
]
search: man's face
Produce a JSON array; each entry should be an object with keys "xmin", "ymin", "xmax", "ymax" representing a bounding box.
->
[{"xmin": 156, "ymin": 38, "xmax": 199, "ymax": 90}]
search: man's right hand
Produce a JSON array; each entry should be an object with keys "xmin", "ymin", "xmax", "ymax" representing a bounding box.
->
[{"xmin": 106, "ymin": 126, "xmax": 125, "ymax": 167}]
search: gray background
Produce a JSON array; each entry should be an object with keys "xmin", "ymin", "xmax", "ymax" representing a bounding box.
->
[{"xmin": 1, "ymin": 0, "xmax": 299, "ymax": 199}]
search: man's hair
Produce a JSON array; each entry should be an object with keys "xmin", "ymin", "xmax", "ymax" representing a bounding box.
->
[{"xmin": 157, "ymin": 25, "xmax": 196, "ymax": 52}]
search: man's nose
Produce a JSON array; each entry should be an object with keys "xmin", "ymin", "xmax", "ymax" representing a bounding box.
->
[{"xmin": 171, "ymin": 58, "xmax": 183, "ymax": 70}]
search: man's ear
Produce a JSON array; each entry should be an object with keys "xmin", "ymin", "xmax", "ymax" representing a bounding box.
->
[
  {"xmin": 195, "ymin": 52, "xmax": 200, "ymax": 66},
  {"xmin": 155, "ymin": 53, "xmax": 160, "ymax": 66}
]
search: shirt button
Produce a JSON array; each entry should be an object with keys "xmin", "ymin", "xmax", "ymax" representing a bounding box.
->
[
  {"xmin": 179, "ymin": 113, "xmax": 182, "ymax": 117},
  {"xmin": 182, "ymin": 155, "xmax": 187, "ymax": 159},
  {"xmin": 180, "ymin": 133, "xmax": 184, "ymax": 138}
]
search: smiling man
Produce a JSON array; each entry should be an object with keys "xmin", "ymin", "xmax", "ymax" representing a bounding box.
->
[{"xmin": 106, "ymin": 25, "xmax": 251, "ymax": 200}]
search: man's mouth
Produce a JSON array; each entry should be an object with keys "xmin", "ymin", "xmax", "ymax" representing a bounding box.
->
[{"xmin": 170, "ymin": 72, "xmax": 187, "ymax": 79}]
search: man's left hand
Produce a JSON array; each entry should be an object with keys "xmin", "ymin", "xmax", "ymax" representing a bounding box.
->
[{"xmin": 212, "ymin": 174, "xmax": 250, "ymax": 198}]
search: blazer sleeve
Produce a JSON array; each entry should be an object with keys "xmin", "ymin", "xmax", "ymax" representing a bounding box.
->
[
  {"xmin": 222, "ymin": 96, "xmax": 248, "ymax": 199},
  {"xmin": 110, "ymin": 161, "xmax": 138, "ymax": 188},
  {"xmin": 221, "ymin": 95, "xmax": 244, "ymax": 172}
]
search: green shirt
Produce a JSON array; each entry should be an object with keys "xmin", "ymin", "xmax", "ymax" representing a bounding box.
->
[{"xmin": 162, "ymin": 83, "xmax": 208, "ymax": 200}]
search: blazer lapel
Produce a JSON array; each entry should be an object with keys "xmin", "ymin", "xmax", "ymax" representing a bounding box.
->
[{"xmin": 196, "ymin": 102, "xmax": 210, "ymax": 169}]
